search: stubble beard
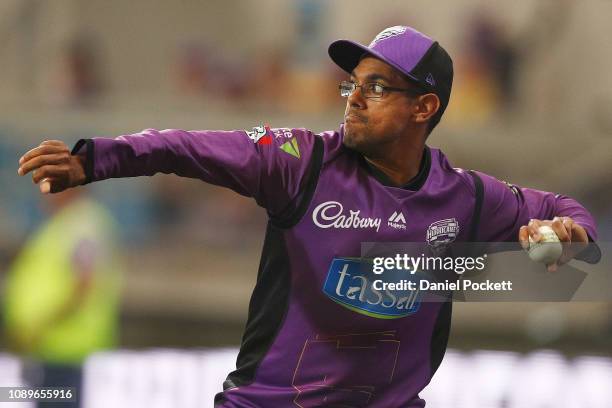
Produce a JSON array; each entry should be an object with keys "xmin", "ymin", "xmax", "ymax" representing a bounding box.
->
[
  {"xmin": 343, "ymin": 125, "xmax": 370, "ymax": 154},
  {"xmin": 343, "ymin": 124, "xmax": 389, "ymax": 158}
]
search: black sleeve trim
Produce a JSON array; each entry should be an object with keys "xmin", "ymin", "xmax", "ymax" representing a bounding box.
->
[
  {"xmin": 467, "ymin": 170, "xmax": 484, "ymax": 242},
  {"xmin": 271, "ymin": 136, "xmax": 324, "ymax": 229},
  {"xmin": 71, "ymin": 139, "xmax": 94, "ymax": 185}
]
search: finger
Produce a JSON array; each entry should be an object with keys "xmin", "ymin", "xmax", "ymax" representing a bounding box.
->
[
  {"xmin": 518, "ymin": 225, "xmax": 530, "ymax": 249},
  {"xmin": 561, "ymin": 217, "xmax": 573, "ymax": 242},
  {"xmin": 40, "ymin": 140, "xmax": 65, "ymax": 146},
  {"xmin": 548, "ymin": 216, "xmax": 571, "ymax": 266},
  {"xmin": 31, "ymin": 164, "xmax": 69, "ymax": 184},
  {"xmin": 527, "ymin": 219, "xmax": 543, "ymax": 242},
  {"xmin": 39, "ymin": 178, "xmax": 52, "ymax": 194},
  {"xmin": 557, "ymin": 217, "xmax": 574, "ymax": 265},
  {"xmin": 19, "ymin": 144, "xmax": 68, "ymax": 166},
  {"xmin": 18, "ymin": 153, "xmax": 70, "ymax": 176},
  {"xmin": 558, "ymin": 220, "xmax": 589, "ymax": 265},
  {"xmin": 546, "ymin": 262, "xmax": 558, "ymax": 273},
  {"xmin": 550, "ymin": 217, "xmax": 570, "ymax": 242},
  {"xmin": 569, "ymin": 219, "xmax": 589, "ymax": 244},
  {"xmin": 40, "ymin": 177, "xmax": 69, "ymax": 194}
]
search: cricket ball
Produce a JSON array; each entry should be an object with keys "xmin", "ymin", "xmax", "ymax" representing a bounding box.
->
[{"xmin": 528, "ymin": 225, "xmax": 563, "ymax": 264}]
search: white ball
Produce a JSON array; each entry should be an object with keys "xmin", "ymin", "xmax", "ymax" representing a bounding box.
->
[{"xmin": 528, "ymin": 225, "xmax": 563, "ymax": 264}]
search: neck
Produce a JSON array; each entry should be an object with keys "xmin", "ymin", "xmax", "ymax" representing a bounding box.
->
[{"xmin": 365, "ymin": 142, "xmax": 425, "ymax": 186}]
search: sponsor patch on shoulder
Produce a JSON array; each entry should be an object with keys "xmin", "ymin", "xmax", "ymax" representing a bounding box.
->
[
  {"xmin": 245, "ymin": 124, "xmax": 273, "ymax": 145},
  {"xmin": 280, "ymin": 137, "xmax": 300, "ymax": 159},
  {"xmin": 502, "ymin": 180, "xmax": 519, "ymax": 196},
  {"xmin": 272, "ymin": 128, "xmax": 300, "ymax": 158}
]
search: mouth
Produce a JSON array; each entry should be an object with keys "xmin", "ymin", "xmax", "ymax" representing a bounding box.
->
[{"xmin": 344, "ymin": 112, "xmax": 367, "ymax": 123}]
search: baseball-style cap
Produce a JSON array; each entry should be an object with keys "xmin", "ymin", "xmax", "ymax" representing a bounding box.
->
[{"xmin": 329, "ymin": 25, "xmax": 453, "ymax": 119}]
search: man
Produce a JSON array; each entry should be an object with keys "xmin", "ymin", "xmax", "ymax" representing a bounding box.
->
[
  {"xmin": 17, "ymin": 26, "xmax": 599, "ymax": 407},
  {"xmin": 4, "ymin": 187, "xmax": 122, "ymax": 408}
]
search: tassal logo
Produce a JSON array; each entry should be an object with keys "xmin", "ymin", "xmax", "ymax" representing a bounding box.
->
[{"xmin": 322, "ymin": 258, "xmax": 420, "ymax": 319}]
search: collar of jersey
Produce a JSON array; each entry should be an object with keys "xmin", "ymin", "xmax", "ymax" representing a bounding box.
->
[{"xmin": 361, "ymin": 145, "xmax": 431, "ymax": 191}]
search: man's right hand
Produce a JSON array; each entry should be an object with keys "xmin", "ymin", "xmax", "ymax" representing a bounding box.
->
[{"xmin": 17, "ymin": 140, "xmax": 87, "ymax": 194}]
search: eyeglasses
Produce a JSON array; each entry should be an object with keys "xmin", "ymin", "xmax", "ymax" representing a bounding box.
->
[{"xmin": 339, "ymin": 80, "xmax": 422, "ymax": 99}]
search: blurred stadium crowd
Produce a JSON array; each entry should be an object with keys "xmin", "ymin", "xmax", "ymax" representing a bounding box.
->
[
  {"xmin": 0, "ymin": 1, "xmax": 611, "ymax": 405},
  {"xmin": 2, "ymin": 349, "xmax": 612, "ymax": 407}
]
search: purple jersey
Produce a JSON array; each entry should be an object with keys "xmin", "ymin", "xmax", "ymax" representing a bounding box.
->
[{"xmin": 73, "ymin": 126, "xmax": 598, "ymax": 407}]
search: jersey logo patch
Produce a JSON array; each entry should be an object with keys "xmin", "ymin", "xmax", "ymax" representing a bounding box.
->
[
  {"xmin": 245, "ymin": 124, "xmax": 273, "ymax": 145},
  {"xmin": 502, "ymin": 180, "xmax": 519, "ymax": 196},
  {"xmin": 312, "ymin": 201, "xmax": 381, "ymax": 232},
  {"xmin": 322, "ymin": 257, "xmax": 421, "ymax": 319},
  {"xmin": 387, "ymin": 211, "xmax": 406, "ymax": 230},
  {"xmin": 280, "ymin": 137, "xmax": 300, "ymax": 158},
  {"xmin": 426, "ymin": 218, "xmax": 459, "ymax": 255}
]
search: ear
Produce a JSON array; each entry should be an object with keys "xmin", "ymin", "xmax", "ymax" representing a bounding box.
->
[{"xmin": 413, "ymin": 93, "xmax": 440, "ymax": 124}]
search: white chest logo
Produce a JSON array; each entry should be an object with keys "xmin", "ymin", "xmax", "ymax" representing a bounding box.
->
[
  {"xmin": 388, "ymin": 211, "xmax": 407, "ymax": 230},
  {"xmin": 427, "ymin": 218, "xmax": 460, "ymax": 246},
  {"xmin": 312, "ymin": 201, "xmax": 381, "ymax": 232}
]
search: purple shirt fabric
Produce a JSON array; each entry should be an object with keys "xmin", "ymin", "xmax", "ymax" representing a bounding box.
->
[{"xmin": 74, "ymin": 126, "xmax": 598, "ymax": 407}]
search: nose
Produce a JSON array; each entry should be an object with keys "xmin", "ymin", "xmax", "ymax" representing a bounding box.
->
[{"xmin": 347, "ymin": 84, "xmax": 366, "ymax": 109}]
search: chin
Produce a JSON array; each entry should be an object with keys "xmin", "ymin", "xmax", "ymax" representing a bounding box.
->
[
  {"xmin": 342, "ymin": 129, "xmax": 359, "ymax": 149},
  {"xmin": 343, "ymin": 132, "xmax": 371, "ymax": 155}
]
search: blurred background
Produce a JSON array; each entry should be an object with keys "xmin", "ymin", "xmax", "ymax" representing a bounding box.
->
[{"xmin": 1, "ymin": 0, "xmax": 611, "ymax": 406}]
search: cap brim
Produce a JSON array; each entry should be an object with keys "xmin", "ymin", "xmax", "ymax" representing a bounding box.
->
[{"xmin": 328, "ymin": 39, "xmax": 420, "ymax": 83}]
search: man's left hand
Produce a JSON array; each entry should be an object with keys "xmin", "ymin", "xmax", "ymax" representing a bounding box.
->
[{"xmin": 518, "ymin": 216, "xmax": 589, "ymax": 272}]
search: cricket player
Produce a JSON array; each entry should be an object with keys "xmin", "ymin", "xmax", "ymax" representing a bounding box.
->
[{"xmin": 18, "ymin": 26, "xmax": 600, "ymax": 407}]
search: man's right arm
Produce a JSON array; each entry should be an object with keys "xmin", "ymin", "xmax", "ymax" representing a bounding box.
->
[{"xmin": 18, "ymin": 127, "xmax": 320, "ymax": 217}]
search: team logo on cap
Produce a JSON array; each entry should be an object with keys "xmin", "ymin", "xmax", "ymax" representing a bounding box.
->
[
  {"xmin": 369, "ymin": 26, "xmax": 407, "ymax": 47},
  {"xmin": 425, "ymin": 73, "xmax": 436, "ymax": 86}
]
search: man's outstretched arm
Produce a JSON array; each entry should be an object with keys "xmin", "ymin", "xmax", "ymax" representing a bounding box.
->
[{"xmin": 17, "ymin": 127, "xmax": 319, "ymax": 217}]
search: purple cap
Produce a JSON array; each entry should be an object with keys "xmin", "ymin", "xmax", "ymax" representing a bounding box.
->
[{"xmin": 329, "ymin": 26, "xmax": 453, "ymax": 120}]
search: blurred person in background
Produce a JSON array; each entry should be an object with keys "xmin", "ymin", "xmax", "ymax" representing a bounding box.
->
[
  {"xmin": 55, "ymin": 35, "xmax": 105, "ymax": 109},
  {"xmin": 445, "ymin": 11, "xmax": 519, "ymax": 126},
  {"xmin": 3, "ymin": 185, "xmax": 122, "ymax": 408},
  {"xmin": 15, "ymin": 25, "xmax": 600, "ymax": 407}
]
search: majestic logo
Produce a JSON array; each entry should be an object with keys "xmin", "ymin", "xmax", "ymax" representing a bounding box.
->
[
  {"xmin": 369, "ymin": 26, "xmax": 407, "ymax": 47},
  {"xmin": 245, "ymin": 124, "xmax": 272, "ymax": 145},
  {"xmin": 312, "ymin": 201, "xmax": 381, "ymax": 232},
  {"xmin": 426, "ymin": 218, "xmax": 459, "ymax": 250},
  {"xmin": 387, "ymin": 211, "xmax": 406, "ymax": 230},
  {"xmin": 323, "ymin": 258, "xmax": 420, "ymax": 319}
]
